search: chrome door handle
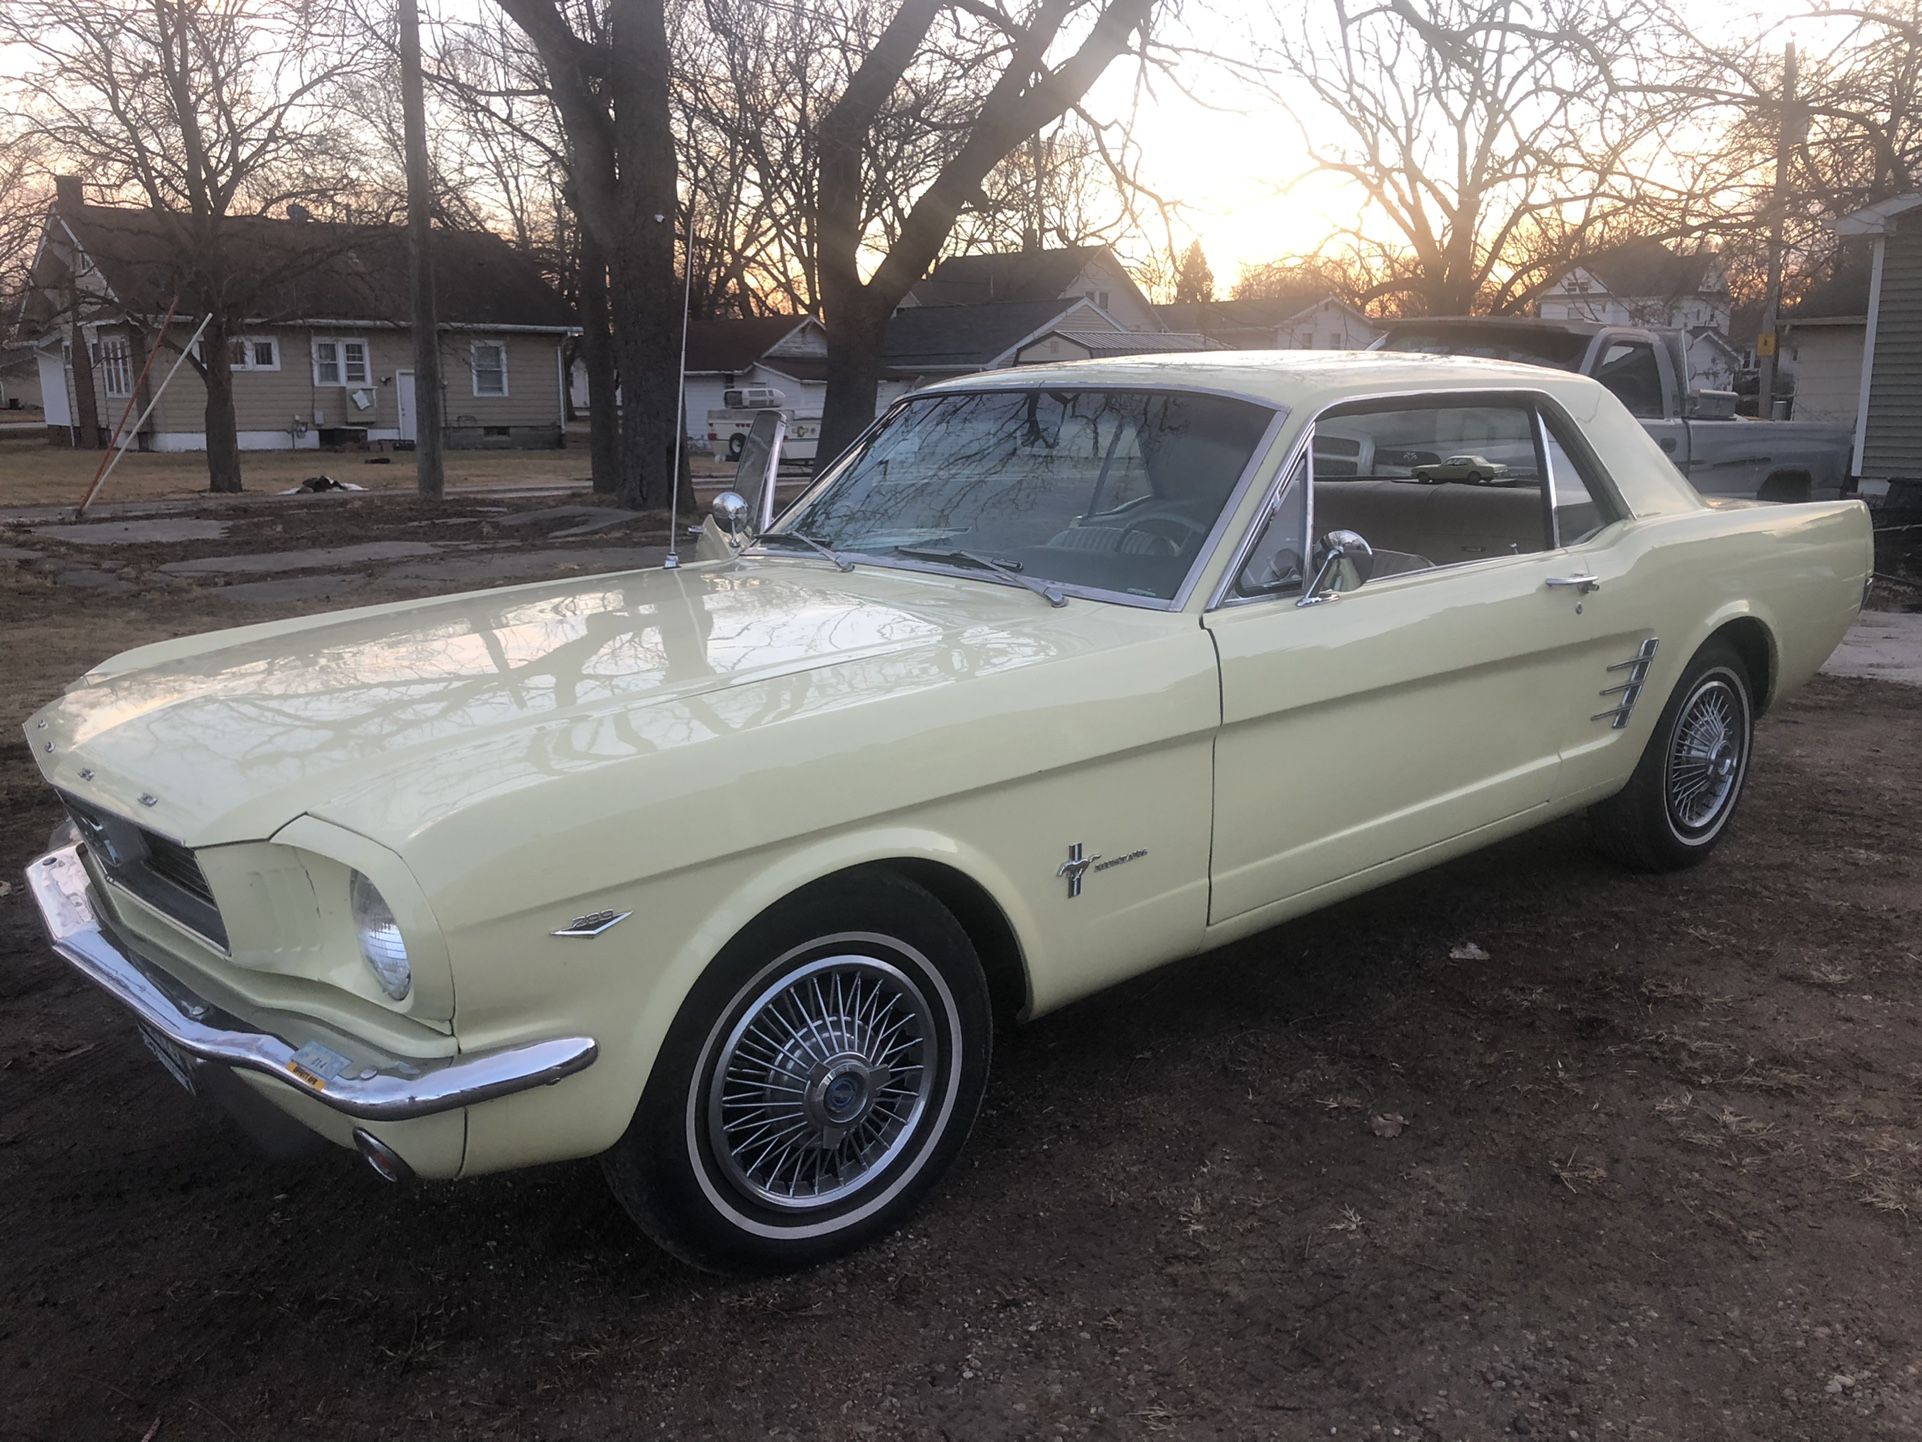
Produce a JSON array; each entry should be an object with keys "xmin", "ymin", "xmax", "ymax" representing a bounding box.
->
[{"xmin": 1546, "ymin": 574, "xmax": 1602, "ymax": 594}]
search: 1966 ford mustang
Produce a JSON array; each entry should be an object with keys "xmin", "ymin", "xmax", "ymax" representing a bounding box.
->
[{"xmin": 25, "ymin": 352, "xmax": 1871, "ymax": 1271}]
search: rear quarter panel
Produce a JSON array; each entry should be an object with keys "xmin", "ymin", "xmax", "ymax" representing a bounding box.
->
[{"xmin": 1556, "ymin": 498, "xmax": 1871, "ymax": 802}]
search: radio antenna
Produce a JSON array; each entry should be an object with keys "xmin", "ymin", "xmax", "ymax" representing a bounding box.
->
[{"xmin": 662, "ymin": 205, "xmax": 696, "ymax": 570}]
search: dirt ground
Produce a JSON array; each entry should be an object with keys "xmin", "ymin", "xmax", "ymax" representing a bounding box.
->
[
  {"xmin": 0, "ymin": 430, "xmax": 739, "ymax": 506},
  {"xmin": 2, "ymin": 496, "xmax": 1920, "ymax": 1441}
]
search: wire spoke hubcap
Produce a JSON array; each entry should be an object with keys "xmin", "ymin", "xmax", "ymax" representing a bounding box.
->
[
  {"xmin": 1666, "ymin": 677, "xmax": 1743, "ymax": 833},
  {"xmin": 708, "ymin": 955, "xmax": 936, "ymax": 1211}
]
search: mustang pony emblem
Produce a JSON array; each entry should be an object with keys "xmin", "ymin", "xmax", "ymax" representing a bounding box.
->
[{"xmin": 1056, "ymin": 842, "xmax": 1148, "ymax": 899}]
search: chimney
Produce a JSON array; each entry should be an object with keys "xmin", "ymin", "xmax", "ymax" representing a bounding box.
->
[{"xmin": 54, "ymin": 174, "xmax": 84, "ymax": 208}]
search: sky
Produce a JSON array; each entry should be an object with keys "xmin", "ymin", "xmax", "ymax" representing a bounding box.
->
[
  {"xmin": 1108, "ymin": 0, "xmax": 1861, "ymax": 288},
  {"xmin": 2, "ymin": 0, "xmax": 1875, "ymax": 293}
]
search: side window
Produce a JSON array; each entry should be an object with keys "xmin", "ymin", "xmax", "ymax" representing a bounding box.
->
[
  {"xmin": 1233, "ymin": 452, "xmax": 1309, "ymax": 597},
  {"xmin": 1540, "ymin": 413, "xmax": 1620, "ymax": 546},
  {"xmin": 1306, "ymin": 400, "xmax": 1551, "ymax": 575},
  {"xmin": 1595, "ymin": 342, "xmax": 1665, "ymax": 418}
]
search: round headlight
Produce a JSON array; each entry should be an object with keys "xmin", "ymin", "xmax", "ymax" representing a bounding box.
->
[{"xmin": 349, "ymin": 870, "xmax": 411, "ymax": 1000}]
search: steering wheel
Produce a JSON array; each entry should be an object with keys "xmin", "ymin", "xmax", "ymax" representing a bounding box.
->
[{"xmin": 1121, "ymin": 506, "xmax": 1212, "ymax": 551}]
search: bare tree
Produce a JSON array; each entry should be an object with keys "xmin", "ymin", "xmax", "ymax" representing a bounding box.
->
[
  {"xmin": 0, "ymin": 129, "xmax": 50, "ymax": 329},
  {"xmin": 814, "ymin": 0, "xmax": 1161, "ymax": 461},
  {"xmin": 1, "ymin": 0, "xmax": 363, "ymax": 491},
  {"xmin": 1255, "ymin": 0, "xmax": 1714, "ymax": 317}
]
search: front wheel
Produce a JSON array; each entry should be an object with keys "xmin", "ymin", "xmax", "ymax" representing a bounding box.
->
[
  {"xmin": 603, "ymin": 873, "xmax": 992, "ymax": 1273},
  {"xmin": 1588, "ymin": 639, "xmax": 1755, "ymax": 871}
]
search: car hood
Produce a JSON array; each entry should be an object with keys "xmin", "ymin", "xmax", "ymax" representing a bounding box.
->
[{"xmin": 28, "ymin": 557, "xmax": 1096, "ymax": 847}]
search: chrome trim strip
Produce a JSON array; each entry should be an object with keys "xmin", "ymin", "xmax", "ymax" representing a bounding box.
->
[
  {"xmin": 26, "ymin": 844, "xmax": 598, "ymax": 1121},
  {"xmin": 1206, "ymin": 423, "xmax": 1316, "ymax": 610},
  {"xmin": 1591, "ymin": 637, "xmax": 1660, "ymax": 728}
]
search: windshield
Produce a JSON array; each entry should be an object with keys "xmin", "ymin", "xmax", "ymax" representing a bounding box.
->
[
  {"xmin": 770, "ymin": 388, "xmax": 1277, "ymax": 602},
  {"xmin": 1378, "ymin": 326, "xmax": 1590, "ymax": 370}
]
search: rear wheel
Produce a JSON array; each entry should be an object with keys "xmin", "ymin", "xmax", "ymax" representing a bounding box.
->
[
  {"xmin": 1588, "ymin": 640, "xmax": 1755, "ymax": 871},
  {"xmin": 603, "ymin": 872, "xmax": 992, "ymax": 1273}
]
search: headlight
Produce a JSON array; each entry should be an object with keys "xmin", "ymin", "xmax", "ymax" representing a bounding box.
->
[{"xmin": 350, "ymin": 870, "xmax": 411, "ymax": 1000}]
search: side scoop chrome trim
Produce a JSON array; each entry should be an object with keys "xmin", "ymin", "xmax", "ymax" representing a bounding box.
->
[{"xmin": 25, "ymin": 843, "xmax": 597, "ymax": 1121}]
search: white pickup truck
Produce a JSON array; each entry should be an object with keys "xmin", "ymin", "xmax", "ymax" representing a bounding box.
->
[{"xmin": 1376, "ymin": 318, "xmax": 1855, "ymax": 502}]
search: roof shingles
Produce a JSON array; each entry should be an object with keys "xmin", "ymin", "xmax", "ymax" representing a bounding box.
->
[{"xmin": 54, "ymin": 203, "xmax": 573, "ymax": 330}]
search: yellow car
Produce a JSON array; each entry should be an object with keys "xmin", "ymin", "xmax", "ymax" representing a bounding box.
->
[
  {"xmin": 24, "ymin": 351, "xmax": 1872, "ymax": 1272},
  {"xmin": 1411, "ymin": 453, "xmax": 1510, "ymax": 484}
]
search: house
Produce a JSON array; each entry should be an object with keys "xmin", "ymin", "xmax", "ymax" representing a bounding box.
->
[
  {"xmin": 1836, "ymin": 193, "xmax": 1922, "ymax": 484},
  {"xmin": 881, "ymin": 297, "xmax": 1128, "ymax": 379},
  {"xmin": 16, "ymin": 179, "xmax": 575, "ymax": 452},
  {"xmin": 1011, "ymin": 328, "xmax": 1218, "ymax": 364},
  {"xmin": 570, "ymin": 313, "xmax": 917, "ymax": 450},
  {"xmin": 1776, "ymin": 251, "xmax": 1876, "ymax": 427},
  {"xmin": 1538, "ymin": 240, "xmax": 1733, "ymax": 332},
  {"xmin": 1154, "ymin": 294, "xmax": 1381, "ymax": 351},
  {"xmin": 905, "ymin": 245, "xmax": 1160, "ymax": 331}
]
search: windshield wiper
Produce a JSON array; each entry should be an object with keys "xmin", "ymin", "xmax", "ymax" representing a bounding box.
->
[
  {"xmin": 893, "ymin": 545, "xmax": 1066, "ymax": 607},
  {"xmin": 759, "ymin": 530, "xmax": 853, "ymax": 572}
]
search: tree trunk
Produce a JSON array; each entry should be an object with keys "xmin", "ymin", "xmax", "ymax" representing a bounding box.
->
[
  {"xmin": 605, "ymin": 0, "xmax": 689, "ymax": 515},
  {"xmin": 399, "ymin": 0, "xmax": 444, "ymax": 499},
  {"xmin": 817, "ymin": 296, "xmax": 888, "ymax": 465},
  {"xmin": 578, "ymin": 230, "xmax": 621, "ymax": 495},
  {"xmin": 203, "ymin": 319, "xmax": 243, "ymax": 493}
]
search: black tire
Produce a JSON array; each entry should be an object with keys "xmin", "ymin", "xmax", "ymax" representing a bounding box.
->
[
  {"xmin": 603, "ymin": 872, "xmax": 992, "ymax": 1274},
  {"xmin": 1588, "ymin": 639, "xmax": 1755, "ymax": 872},
  {"xmin": 726, "ymin": 433, "xmax": 746, "ymax": 460}
]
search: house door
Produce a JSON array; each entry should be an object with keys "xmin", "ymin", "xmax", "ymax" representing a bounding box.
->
[{"xmin": 396, "ymin": 370, "xmax": 417, "ymax": 443}]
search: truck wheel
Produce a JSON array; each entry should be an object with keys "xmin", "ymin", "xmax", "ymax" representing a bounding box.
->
[
  {"xmin": 1588, "ymin": 639, "xmax": 1754, "ymax": 872},
  {"xmin": 726, "ymin": 433, "xmax": 746, "ymax": 460},
  {"xmin": 603, "ymin": 872, "xmax": 992, "ymax": 1274}
]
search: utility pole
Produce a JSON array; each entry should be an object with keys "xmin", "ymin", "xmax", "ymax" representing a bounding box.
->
[
  {"xmin": 1756, "ymin": 42, "xmax": 1797, "ymax": 422},
  {"xmin": 399, "ymin": 0, "xmax": 444, "ymax": 497}
]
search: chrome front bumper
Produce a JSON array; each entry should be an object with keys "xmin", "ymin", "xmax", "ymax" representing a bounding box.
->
[{"xmin": 26, "ymin": 842, "xmax": 597, "ymax": 1122}]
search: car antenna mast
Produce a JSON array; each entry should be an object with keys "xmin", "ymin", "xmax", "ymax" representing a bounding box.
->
[{"xmin": 662, "ymin": 205, "xmax": 696, "ymax": 570}]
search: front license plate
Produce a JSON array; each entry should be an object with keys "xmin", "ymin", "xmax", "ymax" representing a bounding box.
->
[{"xmin": 140, "ymin": 1027, "xmax": 197, "ymax": 1095}]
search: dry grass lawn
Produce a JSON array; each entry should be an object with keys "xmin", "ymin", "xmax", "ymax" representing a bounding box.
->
[{"xmin": 0, "ymin": 434, "xmax": 601, "ymax": 506}]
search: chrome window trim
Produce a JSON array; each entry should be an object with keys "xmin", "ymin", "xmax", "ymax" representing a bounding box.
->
[
  {"xmin": 761, "ymin": 384, "xmax": 1289, "ymax": 614},
  {"xmin": 1207, "ymin": 426, "xmax": 1316, "ymax": 611},
  {"xmin": 1205, "ymin": 385, "xmax": 1636, "ymax": 612},
  {"xmin": 1539, "ymin": 408, "xmax": 1565, "ymax": 550}
]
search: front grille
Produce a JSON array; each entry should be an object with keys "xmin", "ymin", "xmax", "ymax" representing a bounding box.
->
[
  {"xmin": 140, "ymin": 831, "xmax": 215, "ymax": 907},
  {"xmin": 58, "ymin": 791, "xmax": 228, "ymax": 949}
]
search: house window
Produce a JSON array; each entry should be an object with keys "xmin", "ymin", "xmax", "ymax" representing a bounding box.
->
[
  {"xmin": 471, "ymin": 341, "xmax": 508, "ymax": 397},
  {"xmin": 313, "ymin": 336, "xmax": 370, "ymax": 386},
  {"xmin": 206, "ymin": 336, "xmax": 280, "ymax": 371},
  {"xmin": 96, "ymin": 337, "xmax": 133, "ymax": 397}
]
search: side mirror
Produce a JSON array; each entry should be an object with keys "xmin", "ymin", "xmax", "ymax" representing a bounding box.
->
[
  {"xmin": 711, "ymin": 489, "xmax": 752, "ymax": 541},
  {"xmin": 1298, "ymin": 529, "xmax": 1374, "ymax": 607}
]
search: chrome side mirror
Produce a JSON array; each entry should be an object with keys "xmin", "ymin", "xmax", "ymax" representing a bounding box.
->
[
  {"xmin": 711, "ymin": 490, "xmax": 753, "ymax": 541},
  {"xmin": 1297, "ymin": 528, "xmax": 1374, "ymax": 607}
]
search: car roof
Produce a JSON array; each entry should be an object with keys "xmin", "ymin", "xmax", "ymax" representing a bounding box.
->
[{"xmin": 910, "ymin": 347, "xmax": 1603, "ymax": 413}]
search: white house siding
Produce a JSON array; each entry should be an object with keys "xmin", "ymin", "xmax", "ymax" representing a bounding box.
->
[
  {"xmin": 1065, "ymin": 255, "xmax": 1160, "ymax": 331},
  {"xmin": 1862, "ymin": 217, "xmax": 1922, "ymax": 478},
  {"xmin": 1011, "ymin": 334, "xmax": 1097, "ymax": 364},
  {"xmin": 1279, "ymin": 301, "xmax": 1382, "ymax": 350},
  {"xmin": 140, "ymin": 323, "xmax": 566, "ymax": 449},
  {"xmin": 1783, "ymin": 323, "xmax": 1866, "ymax": 425}
]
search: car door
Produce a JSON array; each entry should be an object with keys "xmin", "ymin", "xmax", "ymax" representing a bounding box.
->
[{"xmin": 1201, "ymin": 393, "xmax": 1644, "ymax": 926}]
